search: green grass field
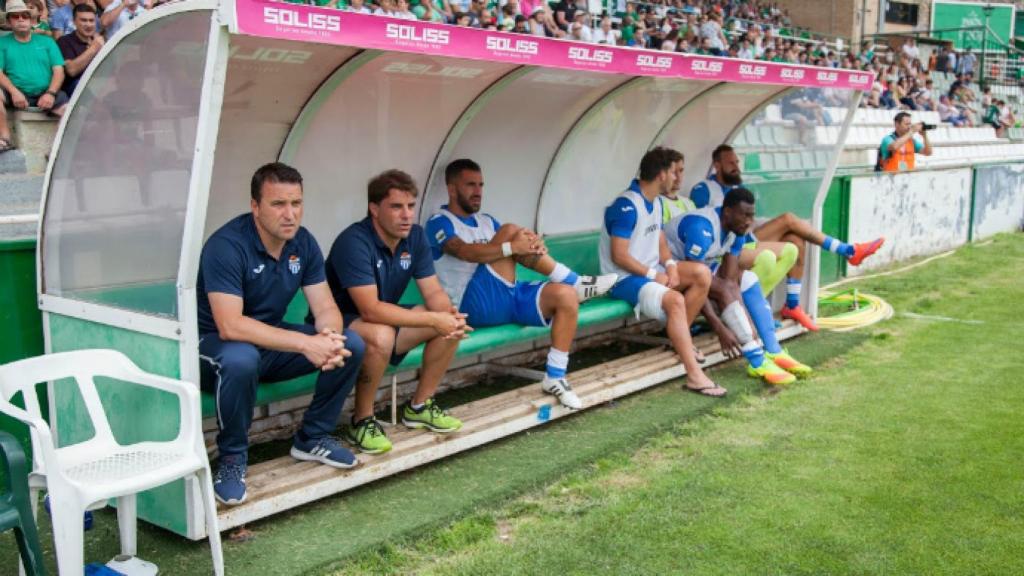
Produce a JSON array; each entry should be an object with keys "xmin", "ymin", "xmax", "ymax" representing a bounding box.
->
[{"xmin": 3, "ymin": 234, "xmax": 1022, "ymax": 575}]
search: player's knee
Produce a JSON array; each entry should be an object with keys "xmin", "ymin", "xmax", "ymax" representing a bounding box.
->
[
  {"xmin": 358, "ymin": 323, "xmax": 396, "ymax": 358},
  {"xmin": 342, "ymin": 330, "xmax": 366, "ymax": 364},
  {"xmin": 552, "ymin": 283, "xmax": 578, "ymax": 309},
  {"xmin": 495, "ymin": 223, "xmax": 522, "ymax": 240},
  {"xmin": 218, "ymin": 343, "xmax": 260, "ymax": 378},
  {"xmin": 661, "ymin": 290, "xmax": 686, "ymax": 316},
  {"xmin": 695, "ymin": 265, "xmax": 712, "ymax": 289}
]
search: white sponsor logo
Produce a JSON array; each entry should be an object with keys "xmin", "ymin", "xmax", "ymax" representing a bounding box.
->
[
  {"xmin": 689, "ymin": 244, "xmax": 702, "ymax": 257},
  {"xmin": 849, "ymin": 73, "xmax": 870, "ymax": 85},
  {"xmin": 781, "ymin": 68, "xmax": 806, "ymax": 80},
  {"xmin": 381, "ymin": 62, "xmax": 483, "ymax": 78},
  {"xmin": 568, "ymin": 46, "xmax": 613, "ymax": 64},
  {"xmin": 385, "ymin": 23, "xmax": 450, "ymax": 45},
  {"xmin": 637, "ymin": 54, "xmax": 673, "ymax": 69},
  {"xmin": 701, "ymin": 230, "xmax": 712, "ymax": 238},
  {"xmin": 263, "ymin": 7, "xmax": 341, "ymax": 32},
  {"xmin": 230, "ymin": 46, "xmax": 312, "ymax": 65},
  {"xmin": 621, "ymin": 205, "xmax": 635, "ymax": 212},
  {"xmin": 816, "ymin": 71, "xmax": 839, "ymax": 83},
  {"xmin": 486, "ymin": 36, "xmax": 539, "ymax": 55},
  {"xmin": 739, "ymin": 63, "xmax": 767, "ymax": 77},
  {"xmin": 531, "ymin": 73, "xmax": 606, "ymax": 87},
  {"xmin": 253, "ymin": 264, "xmax": 265, "ymax": 274},
  {"xmin": 690, "ymin": 59, "xmax": 724, "ymax": 73}
]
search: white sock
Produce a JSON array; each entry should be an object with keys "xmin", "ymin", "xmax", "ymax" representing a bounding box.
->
[
  {"xmin": 545, "ymin": 348, "xmax": 569, "ymax": 379},
  {"xmin": 548, "ymin": 263, "xmax": 571, "ymax": 284}
]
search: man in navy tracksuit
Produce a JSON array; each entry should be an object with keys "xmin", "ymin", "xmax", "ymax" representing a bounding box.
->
[{"xmin": 197, "ymin": 162, "xmax": 365, "ymax": 506}]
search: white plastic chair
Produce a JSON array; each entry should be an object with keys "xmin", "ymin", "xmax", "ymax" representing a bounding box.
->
[{"xmin": 0, "ymin": 349, "xmax": 224, "ymax": 576}]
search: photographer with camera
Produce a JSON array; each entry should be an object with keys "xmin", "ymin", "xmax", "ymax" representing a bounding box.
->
[{"xmin": 877, "ymin": 112, "xmax": 933, "ymax": 173}]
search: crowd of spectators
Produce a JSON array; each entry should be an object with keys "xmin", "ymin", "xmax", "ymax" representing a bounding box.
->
[{"xmin": 0, "ymin": 0, "xmax": 174, "ymax": 153}]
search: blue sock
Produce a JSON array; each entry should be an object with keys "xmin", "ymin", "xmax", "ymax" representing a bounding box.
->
[
  {"xmin": 545, "ymin": 348, "xmax": 569, "ymax": 379},
  {"xmin": 741, "ymin": 341, "xmax": 765, "ymax": 369},
  {"xmin": 823, "ymin": 236, "xmax": 855, "ymax": 258},
  {"xmin": 785, "ymin": 278, "xmax": 801, "ymax": 309},
  {"xmin": 562, "ymin": 271, "xmax": 579, "ymax": 286},
  {"xmin": 742, "ymin": 283, "xmax": 783, "ymax": 354}
]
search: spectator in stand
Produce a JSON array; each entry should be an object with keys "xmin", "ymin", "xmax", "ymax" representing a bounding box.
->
[
  {"xmin": 551, "ymin": 0, "xmax": 577, "ymax": 33},
  {"xmin": 998, "ymin": 101, "xmax": 1016, "ymax": 136},
  {"xmin": 569, "ymin": 9, "xmax": 591, "ymax": 42},
  {"xmin": 901, "ymin": 37, "xmax": 919, "ymax": 62},
  {"xmin": 100, "ymin": 0, "xmax": 148, "ymax": 40},
  {"xmin": 0, "ymin": 0, "xmax": 67, "ymax": 153},
  {"xmin": 57, "ymin": 4, "xmax": 103, "ymax": 97},
  {"xmin": 736, "ymin": 37, "xmax": 754, "ymax": 59},
  {"xmin": 700, "ymin": 11, "xmax": 727, "ymax": 52},
  {"xmin": 982, "ymin": 98, "xmax": 1003, "ymax": 134},
  {"xmin": 914, "ymin": 79, "xmax": 935, "ymax": 111},
  {"xmin": 957, "ymin": 49, "xmax": 976, "ymax": 76},
  {"xmin": 511, "ymin": 13, "xmax": 529, "ymax": 33},
  {"xmin": 49, "ymin": 0, "xmax": 97, "ymax": 38},
  {"xmin": 937, "ymin": 94, "xmax": 968, "ymax": 127},
  {"xmin": 345, "ymin": 0, "xmax": 371, "ymax": 14},
  {"xmin": 592, "ymin": 14, "xmax": 619, "ymax": 45},
  {"xmin": 27, "ymin": 0, "xmax": 52, "ymax": 34},
  {"xmin": 393, "ymin": 0, "xmax": 417, "ymax": 20},
  {"xmin": 946, "ymin": 47, "xmax": 957, "ymax": 73}
]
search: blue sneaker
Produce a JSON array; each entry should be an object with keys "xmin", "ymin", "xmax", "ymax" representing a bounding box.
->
[
  {"xmin": 214, "ymin": 454, "xmax": 247, "ymax": 506},
  {"xmin": 290, "ymin": 435, "xmax": 358, "ymax": 469}
]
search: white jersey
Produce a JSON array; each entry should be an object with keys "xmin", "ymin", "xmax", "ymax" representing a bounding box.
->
[
  {"xmin": 600, "ymin": 188, "xmax": 663, "ymax": 278},
  {"xmin": 428, "ymin": 208, "xmax": 498, "ymax": 308},
  {"xmin": 664, "ymin": 206, "xmax": 737, "ymax": 265},
  {"xmin": 688, "ymin": 177, "xmax": 732, "ymax": 210}
]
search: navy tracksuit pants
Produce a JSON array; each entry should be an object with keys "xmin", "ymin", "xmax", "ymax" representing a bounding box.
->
[{"xmin": 199, "ymin": 323, "xmax": 365, "ymax": 459}]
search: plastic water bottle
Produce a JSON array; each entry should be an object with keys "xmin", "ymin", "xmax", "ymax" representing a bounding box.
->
[
  {"xmin": 84, "ymin": 564, "xmax": 124, "ymax": 575},
  {"xmin": 105, "ymin": 555, "xmax": 159, "ymax": 576}
]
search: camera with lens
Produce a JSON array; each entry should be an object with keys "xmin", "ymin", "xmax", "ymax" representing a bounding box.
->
[{"xmin": 920, "ymin": 123, "xmax": 937, "ymax": 131}]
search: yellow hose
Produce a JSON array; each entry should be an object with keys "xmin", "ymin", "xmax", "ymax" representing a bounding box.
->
[{"xmin": 816, "ymin": 288, "xmax": 894, "ymax": 331}]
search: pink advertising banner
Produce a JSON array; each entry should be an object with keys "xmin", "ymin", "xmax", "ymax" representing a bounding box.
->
[{"xmin": 233, "ymin": 0, "xmax": 874, "ymax": 90}]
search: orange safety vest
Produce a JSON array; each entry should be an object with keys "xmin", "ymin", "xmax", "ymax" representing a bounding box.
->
[{"xmin": 882, "ymin": 136, "xmax": 916, "ymax": 172}]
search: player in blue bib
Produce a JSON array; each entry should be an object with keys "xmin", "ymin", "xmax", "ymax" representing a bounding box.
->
[
  {"xmin": 600, "ymin": 147, "xmax": 724, "ymax": 397},
  {"xmin": 426, "ymin": 159, "xmax": 617, "ymax": 409},
  {"xmin": 691, "ymin": 144, "xmax": 885, "ymax": 332},
  {"xmin": 666, "ymin": 188, "xmax": 812, "ymax": 386}
]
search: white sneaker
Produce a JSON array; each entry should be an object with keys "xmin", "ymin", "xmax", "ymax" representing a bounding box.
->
[
  {"xmin": 574, "ymin": 273, "xmax": 618, "ymax": 303},
  {"xmin": 542, "ymin": 377, "xmax": 582, "ymax": 410}
]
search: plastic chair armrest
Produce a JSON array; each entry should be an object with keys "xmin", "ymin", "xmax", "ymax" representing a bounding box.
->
[{"xmin": 0, "ymin": 432, "xmax": 29, "ymax": 496}]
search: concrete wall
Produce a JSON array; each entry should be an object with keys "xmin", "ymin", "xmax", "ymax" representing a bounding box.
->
[
  {"xmin": 846, "ymin": 167, "xmax": 972, "ymax": 275},
  {"xmin": 972, "ymin": 163, "xmax": 1024, "ymax": 240}
]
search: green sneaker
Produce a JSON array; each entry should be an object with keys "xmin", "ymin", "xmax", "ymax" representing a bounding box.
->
[
  {"xmin": 401, "ymin": 399, "xmax": 463, "ymax": 433},
  {"xmin": 345, "ymin": 417, "xmax": 392, "ymax": 454}
]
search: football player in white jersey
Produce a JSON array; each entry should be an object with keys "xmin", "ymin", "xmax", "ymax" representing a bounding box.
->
[
  {"xmin": 600, "ymin": 148, "xmax": 723, "ymax": 397},
  {"xmin": 426, "ymin": 159, "xmax": 617, "ymax": 409},
  {"xmin": 690, "ymin": 144, "xmax": 884, "ymax": 332},
  {"xmin": 665, "ymin": 187, "xmax": 812, "ymax": 386}
]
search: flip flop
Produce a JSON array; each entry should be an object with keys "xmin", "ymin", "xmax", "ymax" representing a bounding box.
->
[{"xmin": 685, "ymin": 382, "xmax": 727, "ymax": 397}]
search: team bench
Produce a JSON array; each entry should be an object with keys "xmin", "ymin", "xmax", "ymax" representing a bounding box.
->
[
  {"xmin": 197, "ymin": 230, "xmax": 803, "ymax": 533},
  {"xmin": 198, "ymin": 231, "xmax": 633, "ymax": 423}
]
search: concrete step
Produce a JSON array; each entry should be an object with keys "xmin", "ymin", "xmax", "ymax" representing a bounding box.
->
[
  {"xmin": 0, "ymin": 149, "xmax": 28, "ymax": 175},
  {"xmin": 0, "ymin": 173, "xmax": 44, "ymax": 212},
  {"xmin": 0, "ymin": 221, "xmax": 37, "ymax": 240}
]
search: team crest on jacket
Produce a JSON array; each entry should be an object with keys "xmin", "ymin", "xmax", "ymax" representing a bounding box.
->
[
  {"xmin": 288, "ymin": 255, "xmax": 301, "ymax": 275},
  {"xmin": 400, "ymin": 251, "xmax": 412, "ymax": 270}
]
